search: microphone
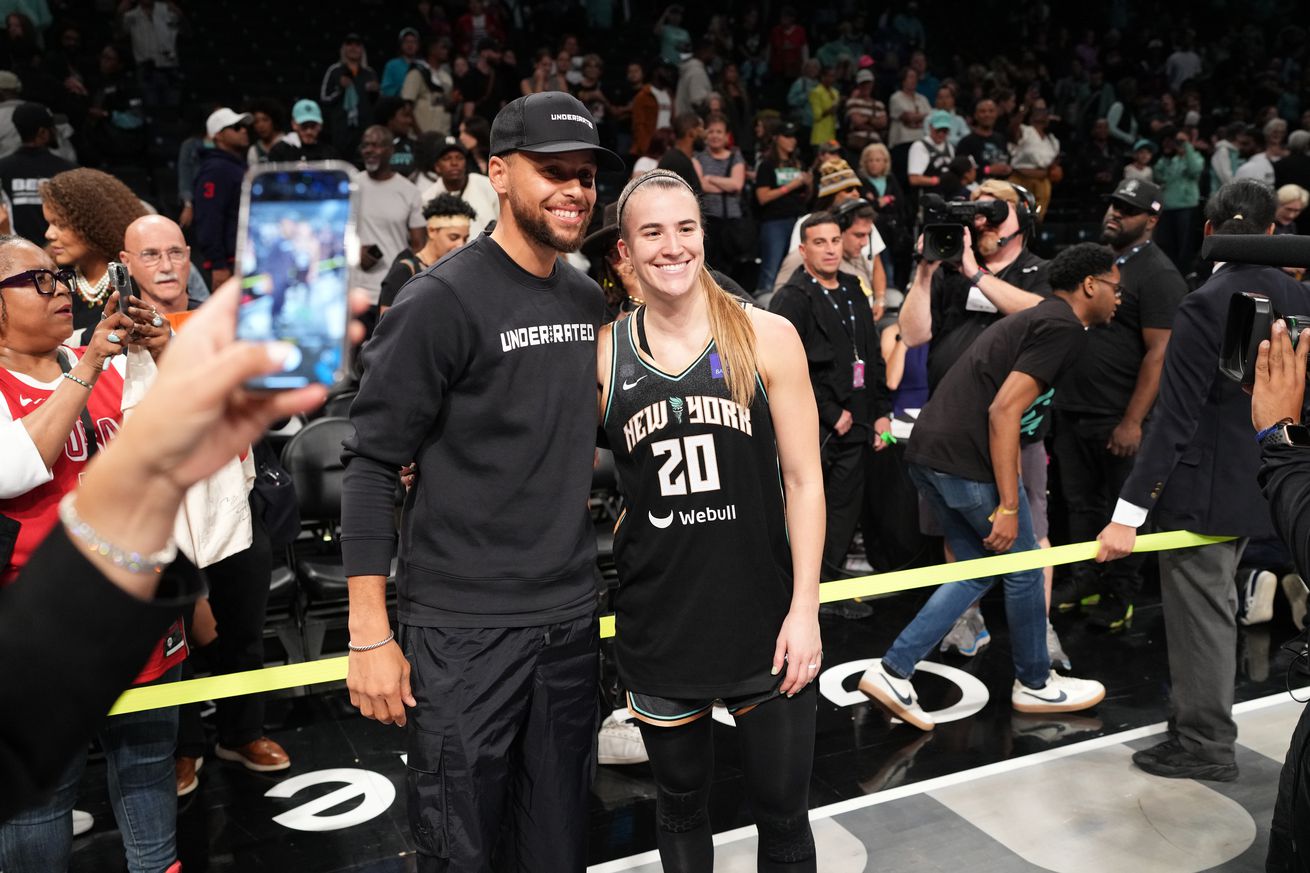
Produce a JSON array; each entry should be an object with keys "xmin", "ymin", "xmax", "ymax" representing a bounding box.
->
[{"xmin": 1200, "ymin": 234, "xmax": 1310, "ymax": 268}]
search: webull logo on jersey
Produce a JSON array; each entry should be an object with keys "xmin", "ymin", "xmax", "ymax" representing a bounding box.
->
[
  {"xmin": 623, "ymin": 395, "xmax": 753, "ymax": 453},
  {"xmin": 648, "ymin": 504, "xmax": 738, "ymax": 529}
]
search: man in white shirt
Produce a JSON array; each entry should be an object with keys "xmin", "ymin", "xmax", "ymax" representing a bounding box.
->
[
  {"xmin": 353, "ymin": 126, "xmax": 426, "ymax": 308},
  {"xmin": 907, "ymin": 111, "xmax": 955, "ymax": 194},
  {"xmin": 674, "ymin": 39, "xmax": 714, "ymax": 117},
  {"xmin": 119, "ymin": 0, "xmax": 183, "ymax": 109},
  {"xmin": 419, "ymin": 138, "xmax": 499, "ymax": 239}
]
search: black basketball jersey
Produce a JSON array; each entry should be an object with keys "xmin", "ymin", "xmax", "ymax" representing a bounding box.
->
[{"xmin": 602, "ymin": 308, "xmax": 793, "ymax": 698}]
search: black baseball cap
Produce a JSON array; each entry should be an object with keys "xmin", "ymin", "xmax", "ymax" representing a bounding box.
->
[
  {"xmin": 490, "ymin": 92, "xmax": 624, "ymax": 171},
  {"xmin": 13, "ymin": 102, "xmax": 56, "ymax": 143},
  {"xmin": 1109, "ymin": 178, "xmax": 1163, "ymax": 215}
]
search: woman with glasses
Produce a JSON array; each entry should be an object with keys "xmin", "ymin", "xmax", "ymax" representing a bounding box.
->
[
  {"xmin": 0, "ymin": 234, "xmax": 188, "ymax": 873},
  {"xmin": 40, "ymin": 168, "xmax": 147, "ymax": 336}
]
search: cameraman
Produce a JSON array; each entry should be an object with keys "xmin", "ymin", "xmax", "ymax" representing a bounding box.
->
[
  {"xmin": 1097, "ymin": 180, "xmax": 1310, "ymax": 782},
  {"xmin": 1252, "ymin": 318, "xmax": 1310, "ymax": 872}
]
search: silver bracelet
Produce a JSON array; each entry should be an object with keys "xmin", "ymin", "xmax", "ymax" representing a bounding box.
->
[
  {"xmin": 58, "ymin": 492, "xmax": 178, "ymax": 575},
  {"xmin": 62, "ymin": 372, "xmax": 94, "ymax": 390},
  {"xmin": 348, "ymin": 630, "xmax": 395, "ymax": 652}
]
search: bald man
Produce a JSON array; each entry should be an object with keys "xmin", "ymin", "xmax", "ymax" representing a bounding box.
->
[{"xmin": 121, "ymin": 215, "xmax": 203, "ymax": 314}]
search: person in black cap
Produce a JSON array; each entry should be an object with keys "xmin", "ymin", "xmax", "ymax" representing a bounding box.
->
[
  {"xmin": 1051, "ymin": 178, "xmax": 1187, "ymax": 628},
  {"xmin": 342, "ymin": 91, "xmax": 624, "ymax": 872},
  {"xmin": 0, "ymin": 102, "xmax": 76, "ymax": 243},
  {"xmin": 417, "ymin": 135, "xmax": 499, "ymax": 238}
]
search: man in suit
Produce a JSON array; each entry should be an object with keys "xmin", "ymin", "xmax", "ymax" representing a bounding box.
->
[
  {"xmin": 1097, "ymin": 179, "xmax": 1310, "ymax": 781},
  {"xmin": 770, "ymin": 212, "xmax": 891, "ymax": 603}
]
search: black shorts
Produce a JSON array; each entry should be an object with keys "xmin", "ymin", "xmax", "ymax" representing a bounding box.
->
[{"xmin": 626, "ymin": 683, "xmax": 781, "ymax": 727}]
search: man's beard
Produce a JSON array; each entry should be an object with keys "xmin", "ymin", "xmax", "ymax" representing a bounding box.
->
[
  {"xmin": 976, "ymin": 227, "xmax": 1002, "ymax": 258},
  {"xmin": 1100, "ymin": 222, "xmax": 1142, "ymax": 249},
  {"xmin": 508, "ymin": 189, "xmax": 590, "ymax": 253}
]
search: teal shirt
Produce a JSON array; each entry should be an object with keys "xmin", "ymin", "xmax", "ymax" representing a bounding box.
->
[{"xmin": 1154, "ymin": 143, "xmax": 1204, "ymax": 210}]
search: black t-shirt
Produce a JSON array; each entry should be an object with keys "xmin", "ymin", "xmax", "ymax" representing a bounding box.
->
[
  {"xmin": 1056, "ymin": 241, "xmax": 1188, "ymax": 415},
  {"xmin": 0, "ymin": 147, "xmax": 76, "ymax": 243},
  {"xmin": 908, "ymin": 296, "xmax": 1088, "ymax": 483},
  {"xmin": 656, "ymin": 147, "xmax": 703, "ymax": 196},
  {"xmin": 378, "ymin": 248, "xmax": 425, "ymax": 309},
  {"xmin": 755, "ymin": 158, "xmax": 809, "ymax": 222},
  {"xmin": 956, "ymin": 130, "xmax": 1010, "ymax": 178}
]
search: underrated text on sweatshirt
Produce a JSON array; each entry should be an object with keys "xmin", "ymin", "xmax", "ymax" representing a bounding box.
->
[{"xmin": 500, "ymin": 321, "xmax": 596, "ymax": 352}]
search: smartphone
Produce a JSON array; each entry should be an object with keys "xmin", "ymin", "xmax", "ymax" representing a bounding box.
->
[
  {"xmin": 107, "ymin": 261, "xmax": 130, "ymax": 313},
  {"xmin": 235, "ymin": 161, "xmax": 358, "ymax": 389}
]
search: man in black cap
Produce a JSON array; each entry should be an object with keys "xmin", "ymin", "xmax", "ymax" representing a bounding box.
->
[
  {"xmin": 418, "ymin": 136, "xmax": 499, "ymax": 238},
  {"xmin": 1051, "ymin": 178, "xmax": 1188, "ymax": 627},
  {"xmin": 0, "ymin": 102, "xmax": 76, "ymax": 243},
  {"xmin": 343, "ymin": 92, "xmax": 624, "ymax": 872}
]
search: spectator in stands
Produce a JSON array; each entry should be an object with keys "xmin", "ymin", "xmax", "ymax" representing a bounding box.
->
[
  {"xmin": 119, "ymin": 215, "xmax": 196, "ymax": 315},
  {"xmin": 521, "ymin": 48, "xmax": 567, "ymax": 96},
  {"xmin": 956, "ymin": 98, "xmax": 1012, "ymax": 182},
  {"xmin": 574, "ymin": 54, "xmax": 616, "ymax": 145},
  {"xmin": 419, "ymin": 137, "xmax": 497, "ymax": 239},
  {"xmin": 925, "ymin": 83, "xmax": 969, "ymax": 146},
  {"xmin": 695, "ymin": 112, "xmax": 746, "ymax": 272},
  {"xmin": 628, "ymin": 63, "xmax": 673, "ymax": 162},
  {"xmin": 453, "ymin": 0, "xmax": 505, "ymax": 58},
  {"xmin": 193, "ymin": 108, "xmax": 250, "ymax": 289},
  {"xmin": 767, "ymin": 5, "xmax": 810, "ymax": 80},
  {"xmin": 268, "ymin": 99, "xmax": 339, "ymax": 162},
  {"xmin": 245, "ymin": 98, "xmax": 286, "ymax": 164},
  {"xmin": 1235, "ymin": 121, "xmax": 1280, "ymax": 185},
  {"xmin": 461, "ymin": 38, "xmax": 518, "ymax": 124},
  {"xmin": 1053, "ymin": 179, "xmax": 1186, "ymax": 628},
  {"xmin": 375, "ymin": 96, "xmax": 417, "ymax": 175},
  {"xmin": 0, "ymin": 234, "xmax": 187, "ymax": 873},
  {"xmin": 861, "ymin": 243, "xmax": 1118, "ymax": 731},
  {"xmin": 889, "ymin": 67, "xmax": 931, "ymax": 148},
  {"xmin": 320, "ymin": 33, "xmax": 379, "ymax": 158},
  {"xmin": 1275, "ymin": 185, "xmax": 1308, "ymax": 235},
  {"xmin": 858, "ymin": 141, "xmax": 909, "ymax": 284},
  {"xmin": 844, "ymin": 69, "xmax": 879, "ymax": 154},
  {"xmin": 1165, "ymin": 30, "xmax": 1203, "ymax": 93},
  {"xmin": 378, "ymin": 193, "xmax": 475, "ymax": 314},
  {"xmin": 755, "ymin": 120, "xmax": 811, "ymax": 295},
  {"xmin": 458, "ymin": 115, "xmax": 491, "ymax": 174},
  {"xmin": 1078, "ymin": 118, "xmax": 1121, "ymax": 203},
  {"xmin": 770, "ymin": 212, "xmax": 891, "ymax": 597},
  {"xmin": 653, "ymin": 3, "xmax": 690, "ymax": 67},
  {"xmin": 808, "ymin": 64, "xmax": 840, "ymax": 148},
  {"xmin": 352, "ymin": 125, "xmax": 425, "ymax": 312},
  {"xmin": 174, "ymin": 105, "xmax": 207, "ymax": 229},
  {"xmin": 1154, "ymin": 128, "xmax": 1205, "ymax": 271},
  {"xmin": 1008, "ymin": 103, "xmax": 1060, "ymax": 219},
  {"xmin": 0, "ymin": 102, "xmax": 75, "ymax": 243},
  {"xmin": 1275, "ymin": 130, "xmax": 1310, "ymax": 236},
  {"xmin": 1124, "ymin": 138, "xmax": 1157, "ymax": 182},
  {"xmin": 381, "ymin": 27, "xmax": 422, "ymax": 97},
  {"xmin": 1264, "ymin": 117, "xmax": 1290, "ymax": 162},
  {"xmin": 0, "ymin": 70, "xmax": 25, "ymax": 158},
  {"xmin": 40, "ymin": 168, "xmax": 147, "ymax": 334},
  {"xmin": 118, "ymin": 0, "xmax": 183, "ymax": 110},
  {"xmin": 1106, "ymin": 78, "xmax": 1140, "ymax": 150},
  {"xmin": 1211, "ymin": 123, "xmax": 1254, "ymax": 192},
  {"xmin": 717, "ymin": 62, "xmax": 753, "ymax": 151},
  {"xmin": 632, "ymin": 127, "xmax": 674, "ymax": 177},
  {"xmin": 404, "ymin": 37, "xmax": 455, "ymax": 137},
  {"xmin": 908, "ymin": 110, "xmax": 956, "ymax": 195},
  {"xmin": 675, "ymin": 38, "xmax": 714, "ymax": 118},
  {"xmin": 787, "ymin": 57, "xmax": 820, "ymax": 133},
  {"xmin": 656, "ymin": 111, "xmax": 704, "ymax": 196}
]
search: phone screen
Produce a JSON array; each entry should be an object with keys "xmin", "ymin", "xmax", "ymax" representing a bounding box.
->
[{"xmin": 235, "ymin": 163, "xmax": 357, "ymax": 389}]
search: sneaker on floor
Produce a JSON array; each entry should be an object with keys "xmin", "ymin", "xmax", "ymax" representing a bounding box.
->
[
  {"xmin": 175, "ymin": 755, "xmax": 203, "ymax": 796},
  {"xmin": 843, "ymin": 555, "xmax": 873, "ymax": 574},
  {"xmin": 1085, "ymin": 594, "xmax": 1133, "ymax": 631},
  {"xmin": 940, "ymin": 605, "xmax": 990, "ymax": 656},
  {"xmin": 1131, "ymin": 737, "xmax": 1183, "ymax": 767},
  {"xmin": 71, "ymin": 809, "xmax": 94, "ymax": 837},
  {"xmin": 215, "ymin": 737, "xmax": 291, "ymax": 772},
  {"xmin": 1238, "ymin": 569, "xmax": 1278, "ymax": 626},
  {"xmin": 1051, "ymin": 577, "xmax": 1100, "ymax": 613},
  {"xmin": 858, "ymin": 660, "xmax": 934, "ymax": 731},
  {"xmin": 1282, "ymin": 574, "xmax": 1308, "ymax": 631},
  {"xmin": 1046, "ymin": 621, "xmax": 1072, "ymax": 672},
  {"xmin": 597, "ymin": 715, "xmax": 648, "ymax": 765},
  {"xmin": 1132, "ymin": 739, "xmax": 1238, "ymax": 782},
  {"xmin": 820, "ymin": 599, "xmax": 874, "ymax": 620},
  {"xmin": 1011, "ymin": 671, "xmax": 1105, "ymax": 714}
]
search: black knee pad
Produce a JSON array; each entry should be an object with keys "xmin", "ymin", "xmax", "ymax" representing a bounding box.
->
[
  {"xmin": 756, "ymin": 810, "xmax": 816, "ymax": 863},
  {"xmin": 657, "ymin": 786, "xmax": 710, "ymax": 835}
]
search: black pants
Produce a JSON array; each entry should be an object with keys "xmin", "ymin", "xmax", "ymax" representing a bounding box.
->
[
  {"xmin": 636, "ymin": 685, "xmax": 817, "ymax": 872},
  {"xmin": 178, "ymin": 503, "xmax": 273, "ymax": 756},
  {"xmin": 1052, "ymin": 410, "xmax": 1148, "ymax": 600},
  {"xmin": 402, "ymin": 613, "xmax": 599, "ymax": 873},
  {"xmin": 822, "ymin": 438, "xmax": 868, "ymax": 579},
  {"xmin": 1268, "ymin": 686, "xmax": 1310, "ymax": 871}
]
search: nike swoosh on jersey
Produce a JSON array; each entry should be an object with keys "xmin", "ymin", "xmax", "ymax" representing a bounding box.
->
[
  {"xmin": 622, "ymin": 376, "xmax": 648, "ymax": 390},
  {"xmin": 19, "ymin": 396, "xmax": 36, "ymax": 406},
  {"xmin": 883, "ymin": 676, "xmax": 913, "ymax": 707},
  {"xmin": 1021, "ymin": 689, "xmax": 1068, "ymax": 704}
]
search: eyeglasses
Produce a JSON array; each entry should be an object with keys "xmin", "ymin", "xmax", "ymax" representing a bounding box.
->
[
  {"xmin": 0, "ymin": 268, "xmax": 75, "ymax": 296},
  {"xmin": 1093, "ymin": 276, "xmax": 1124, "ymax": 298},
  {"xmin": 127, "ymin": 247, "xmax": 189, "ymax": 266}
]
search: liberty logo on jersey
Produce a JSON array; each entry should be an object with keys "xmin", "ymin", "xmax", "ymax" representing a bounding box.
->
[{"xmin": 669, "ymin": 396, "xmax": 685, "ymax": 423}]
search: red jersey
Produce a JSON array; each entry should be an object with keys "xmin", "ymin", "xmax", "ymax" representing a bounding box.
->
[
  {"xmin": 0, "ymin": 348, "xmax": 186, "ymax": 683},
  {"xmin": 769, "ymin": 25, "xmax": 809, "ymax": 78}
]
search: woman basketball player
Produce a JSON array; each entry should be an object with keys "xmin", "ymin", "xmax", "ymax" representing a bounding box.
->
[{"xmin": 598, "ymin": 169, "xmax": 825, "ymax": 872}]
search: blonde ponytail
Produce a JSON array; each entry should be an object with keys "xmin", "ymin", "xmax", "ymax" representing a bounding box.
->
[{"xmin": 700, "ymin": 266, "xmax": 757, "ymax": 409}]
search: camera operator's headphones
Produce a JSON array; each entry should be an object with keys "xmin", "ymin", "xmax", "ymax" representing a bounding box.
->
[
  {"xmin": 981, "ymin": 182, "xmax": 1037, "ymax": 250},
  {"xmin": 833, "ymin": 197, "xmax": 874, "ymax": 232}
]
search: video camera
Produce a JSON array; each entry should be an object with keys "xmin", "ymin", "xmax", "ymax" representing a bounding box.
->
[
  {"xmin": 1220, "ymin": 293, "xmax": 1310, "ymax": 386},
  {"xmin": 920, "ymin": 194, "xmax": 1008, "ymax": 262}
]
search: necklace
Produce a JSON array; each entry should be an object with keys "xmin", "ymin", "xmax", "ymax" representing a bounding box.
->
[{"xmin": 75, "ymin": 269, "xmax": 112, "ymax": 307}]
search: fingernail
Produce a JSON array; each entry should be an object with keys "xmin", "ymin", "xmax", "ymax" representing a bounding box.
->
[
  {"xmin": 787, "ymin": 693, "xmax": 794, "ymax": 698},
  {"xmin": 771, "ymin": 666, "xmax": 780, "ymax": 675},
  {"xmin": 266, "ymin": 342, "xmax": 295, "ymax": 366}
]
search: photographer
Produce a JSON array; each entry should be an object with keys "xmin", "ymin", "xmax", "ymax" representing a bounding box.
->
[{"xmin": 1097, "ymin": 180, "xmax": 1310, "ymax": 782}]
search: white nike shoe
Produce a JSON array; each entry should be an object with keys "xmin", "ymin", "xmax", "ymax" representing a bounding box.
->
[
  {"xmin": 1012, "ymin": 671, "xmax": 1105, "ymax": 714},
  {"xmin": 597, "ymin": 714, "xmax": 648, "ymax": 765},
  {"xmin": 71, "ymin": 809, "xmax": 94, "ymax": 837},
  {"xmin": 858, "ymin": 660, "xmax": 935, "ymax": 731}
]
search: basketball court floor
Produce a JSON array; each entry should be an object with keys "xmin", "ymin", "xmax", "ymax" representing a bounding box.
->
[{"xmin": 68, "ymin": 584, "xmax": 1307, "ymax": 872}]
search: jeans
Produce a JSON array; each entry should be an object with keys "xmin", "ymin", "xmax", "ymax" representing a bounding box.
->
[
  {"xmin": 0, "ymin": 665, "xmax": 181, "ymax": 873},
  {"xmin": 885, "ymin": 464, "xmax": 1048, "ymax": 687},
  {"xmin": 756, "ymin": 216, "xmax": 796, "ymax": 294}
]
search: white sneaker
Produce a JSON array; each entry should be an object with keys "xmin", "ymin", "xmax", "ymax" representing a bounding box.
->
[
  {"xmin": 1012, "ymin": 671, "xmax": 1105, "ymax": 714},
  {"xmin": 1283, "ymin": 574, "xmax": 1308, "ymax": 631},
  {"xmin": 597, "ymin": 715, "xmax": 648, "ymax": 765},
  {"xmin": 1239, "ymin": 569, "xmax": 1278, "ymax": 625},
  {"xmin": 858, "ymin": 660, "xmax": 935, "ymax": 731},
  {"xmin": 1047, "ymin": 621, "xmax": 1071, "ymax": 672},
  {"xmin": 71, "ymin": 809, "xmax": 94, "ymax": 837}
]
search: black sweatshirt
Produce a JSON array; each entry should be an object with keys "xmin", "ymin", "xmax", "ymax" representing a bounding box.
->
[
  {"xmin": 341, "ymin": 235, "xmax": 605, "ymax": 627},
  {"xmin": 1258, "ymin": 443, "xmax": 1310, "ymax": 581}
]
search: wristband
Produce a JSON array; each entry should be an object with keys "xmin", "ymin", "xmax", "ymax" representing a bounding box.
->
[
  {"xmin": 62, "ymin": 372, "xmax": 94, "ymax": 390},
  {"xmin": 348, "ymin": 630, "xmax": 396, "ymax": 652},
  {"xmin": 59, "ymin": 492, "xmax": 178, "ymax": 575},
  {"xmin": 987, "ymin": 505, "xmax": 1020, "ymax": 522},
  {"xmin": 970, "ymin": 268, "xmax": 989, "ymax": 285},
  {"xmin": 1255, "ymin": 417, "xmax": 1295, "ymax": 444}
]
